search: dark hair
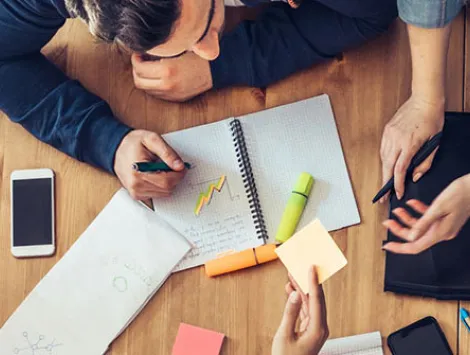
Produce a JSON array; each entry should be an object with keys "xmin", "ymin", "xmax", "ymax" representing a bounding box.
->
[{"xmin": 78, "ymin": 0, "xmax": 182, "ymax": 53}]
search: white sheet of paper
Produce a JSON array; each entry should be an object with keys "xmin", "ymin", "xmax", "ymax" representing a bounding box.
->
[
  {"xmin": 0, "ymin": 189, "xmax": 191, "ymax": 355},
  {"xmin": 319, "ymin": 331, "xmax": 383, "ymax": 355}
]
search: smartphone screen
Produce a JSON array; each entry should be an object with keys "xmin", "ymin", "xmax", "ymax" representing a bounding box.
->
[
  {"xmin": 388, "ymin": 317, "xmax": 452, "ymax": 355},
  {"xmin": 12, "ymin": 178, "xmax": 53, "ymax": 246}
]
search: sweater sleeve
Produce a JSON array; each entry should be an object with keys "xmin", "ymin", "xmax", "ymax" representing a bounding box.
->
[
  {"xmin": 211, "ymin": 0, "xmax": 397, "ymax": 88},
  {"xmin": 0, "ymin": 0, "xmax": 132, "ymax": 173}
]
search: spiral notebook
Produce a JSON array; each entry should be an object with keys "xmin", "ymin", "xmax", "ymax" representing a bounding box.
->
[{"xmin": 154, "ymin": 94, "xmax": 360, "ymax": 270}]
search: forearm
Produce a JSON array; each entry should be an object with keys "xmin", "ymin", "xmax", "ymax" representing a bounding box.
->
[
  {"xmin": 211, "ymin": 0, "xmax": 396, "ymax": 88},
  {"xmin": 408, "ymin": 23, "xmax": 452, "ymax": 106},
  {"xmin": 0, "ymin": 54, "xmax": 132, "ymax": 173},
  {"xmin": 0, "ymin": 0, "xmax": 132, "ymax": 174}
]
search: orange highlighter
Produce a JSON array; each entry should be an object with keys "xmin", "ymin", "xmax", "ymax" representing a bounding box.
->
[{"xmin": 205, "ymin": 244, "xmax": 278, "ymax": 277}]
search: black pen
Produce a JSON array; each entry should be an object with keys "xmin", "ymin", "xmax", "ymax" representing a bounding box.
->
[{"xmin": 372, "ymin": 132, "xmax": 443, "ymax": 203}]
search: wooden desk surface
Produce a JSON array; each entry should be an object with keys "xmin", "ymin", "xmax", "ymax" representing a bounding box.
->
[{"xmin": 1, "ymin": 10, "xmax": 469, "ymax": 355}]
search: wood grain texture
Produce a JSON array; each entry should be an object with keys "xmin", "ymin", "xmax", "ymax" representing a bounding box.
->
[{"xmin": 0, "ymin": 9, "xmax": 467, "ymax": 355}]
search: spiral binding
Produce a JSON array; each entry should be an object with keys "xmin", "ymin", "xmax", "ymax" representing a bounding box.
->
[{"xmin": 230, "ymin": 119, "xmax": 268, "ymax": 241}]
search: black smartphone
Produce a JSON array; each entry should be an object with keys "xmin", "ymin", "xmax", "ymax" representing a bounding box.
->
[{"xmin": 388, "ymin": 316, "xmax": 453, "ymax": 355}]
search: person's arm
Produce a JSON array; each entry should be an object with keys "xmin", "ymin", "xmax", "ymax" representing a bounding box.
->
[
  {"xmin": 272, "ymin": 266, "xmax": 328, "ymax": 355},
  {"xmin": 0, "ymin": 0, "xmax": 132, "ymax": 173},
  {"xmin": 379, "ymin": 0, "xmax": 464, "ymax": 202},
  {"xmin": 131, "ymin": 0, "xmax": 396, "ymax": 102},
  {"xmin": 211, "ymin": 0, "xmax": 397, "ymax": 89},
  {"xmin": 0, "ymin": 0, "xmax": 187, "ymax": 200}
]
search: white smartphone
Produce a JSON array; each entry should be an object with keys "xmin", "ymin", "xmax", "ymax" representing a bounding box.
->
[{"xmin": 10, "ymin": 168, "xmax": 55, "ymax": 257}]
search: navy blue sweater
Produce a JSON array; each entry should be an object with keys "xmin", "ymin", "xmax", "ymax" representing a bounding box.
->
[{"xmin": 0, "ymin": 0, "xmax": 396, "ymax": 173}]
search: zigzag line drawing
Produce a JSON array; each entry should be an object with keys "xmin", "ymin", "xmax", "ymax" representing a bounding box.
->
[{"xmin": 194, "ymin": 175, "xmax": 226, "ymax": 216}]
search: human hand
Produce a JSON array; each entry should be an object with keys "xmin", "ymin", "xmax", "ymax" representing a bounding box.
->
[
  {"xmin": 380, "ymin": 95, "xmax": 444, "ymax": 202},
  {"xmin": 132, "ymin": 52, "xmax": 213, "ymax": 102},
  {"xmin": 272, "ymin": 266, "xmax": 329, "ymax": 355},
  {"xmin": 383, "ymin": 174, "xmax": 470, "ymax": 254},
  {"xmin": 114, "ymin": 130, "xmax": 187, "ymax": 200}
]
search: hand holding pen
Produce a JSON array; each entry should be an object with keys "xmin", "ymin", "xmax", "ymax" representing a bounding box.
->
[
  {"xmin": 379, "ymin": 97, "xmax": 445, "ymax": 202},
  {"xmin": 373, "ymin": 132, "xmax": 443, "ymax": 203},
  {"xmin": 114, "ymin": 130, "xmax": 188, "ymax": 200}
]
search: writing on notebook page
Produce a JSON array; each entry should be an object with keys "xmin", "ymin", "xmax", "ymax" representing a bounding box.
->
[
  {"xmin": 13, "ymin": 332, "xmax": 62, "ymax": 354},
  {"xmin": 182, "ymin": 214, "xmax": 248, "ymax": 259}
]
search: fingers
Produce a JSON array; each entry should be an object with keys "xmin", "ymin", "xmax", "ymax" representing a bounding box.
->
[
  {"xmin": 126, "ymin": 174, "xmax": 176, "ymax": 200},
  {"xmin": 285, "ymin": 282, "xmax": 295, "ymax": 295},
  {"xmin": 382, "ymin": 231, "xmax": 438, "ymax": 255},
  {"xmin": 383, "ymin": 200, "xmax": 430, "ymax": 239},
  {"xmin": 133, "ymin": 74, "xmax": 173, "ymax": 92},
  {"xmin": 392, "ymin": 208, "xmax": 418, "ymax": 228},
  {"xmin": 379, "ymin": 144, "xmax": 400, "ymax": 204},
  {"xmin": 393, "ymin": 148, "xmax": 415, "ymax": 200},
  {"xmin": 132, "ymin": 54, "xmax": 173, "ymax": 79},
  {"xmin": 408, "ymin": 203, "xmax": 444, "ymax": 241},
  {"xmin": 406, "ymin": 199, "xmax": 429, "ymax": 214},
  {"xmin": 382, "ymin": 220, "xmax": 415, "ymax": 242},
  {"xmin": 412, "ymin": 147, "xmax": 439, "ymax": 182},
  {"xmin": 278, "ymin": 291, "xmax": 302, "ymax": 339},
  {"xmin": 141, "ymin": 170, "xmax": 186, "ymax": 191},
  {"xmin": 306, "ymin": 266, "xmax": 327, "ymax": 336},
  {"xmin": 287, "ymin": 277, "xmax": 308, "ymax": 321},
  {"xmin": 132, "ymin": 54, "xmax": 177, "ymax": 93},
  {"xmin": 142, "ymin": 133, "xmax": 184, "ymax": 171}
]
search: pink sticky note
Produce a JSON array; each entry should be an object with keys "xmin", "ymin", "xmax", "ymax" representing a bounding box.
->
[
  {"xmin": 172, "ymin": 323, "xmax": 225, "ymax": 355},
  {"xmin": 275, "ymin": 219, "xmax": 347, "ymax": 294}
]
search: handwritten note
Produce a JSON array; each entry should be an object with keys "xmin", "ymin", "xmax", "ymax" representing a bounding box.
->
[{"xmin": 173, "ymin": 213, "xmax": 258, "ymax": 271}]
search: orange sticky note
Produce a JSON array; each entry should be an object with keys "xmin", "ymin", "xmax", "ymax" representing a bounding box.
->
[
  {"xmin": 172, "ymin": 323, "xmax": 225, "ymax": 355},
  {"xmin": 275, "ymin": 219, "xmax": 347, "ymax": 294}
]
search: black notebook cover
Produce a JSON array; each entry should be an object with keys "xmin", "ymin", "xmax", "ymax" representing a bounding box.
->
[{"xmin": 384, "ymin": 112, "xmax": 470, "ymax": 300}]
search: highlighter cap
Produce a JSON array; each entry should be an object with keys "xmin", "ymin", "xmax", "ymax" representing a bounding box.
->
[
  {"xmin": 255, "ymin": 244, "xmax": 278, "ymax": 263},
  {"xmin": 293, "ymin": 172, "xmax": 314, "ymax": 196}
]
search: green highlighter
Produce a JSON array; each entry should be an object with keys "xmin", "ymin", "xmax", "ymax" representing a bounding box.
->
[{"xmin": 275, "ymin": 172, "xmax": 315, "ymax": 243}]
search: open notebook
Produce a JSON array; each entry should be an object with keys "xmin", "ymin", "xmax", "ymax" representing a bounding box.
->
[
  {"xmin": 320, "ymin": 331, "xmax": 384, "ymax": 355},
  {"xmin": 0, "ymin": 189, "xmax": 191, "ymax": 355},
  {"xmin": 154, "ymin": 94, "xmax": 360, "ymax": 270}
]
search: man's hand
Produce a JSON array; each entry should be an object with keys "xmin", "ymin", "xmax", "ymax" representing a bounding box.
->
[
  {"xmin": 383, "ymin": 174, "xmax": 470, "ymax": 254},
  {"xmin": 380, "ymin": 95, "xmax": 444, "ymax": 202},
  {"xmin": 114, "ymin": 130, "xmax": 187, "ymax": 200},
  {"xmin": 272, "ymin": 266, "xmax": 329, "ymax": 355},
  {"xmin": 132, "ymin": 52, "xmax": 213, "ymax": 102}
]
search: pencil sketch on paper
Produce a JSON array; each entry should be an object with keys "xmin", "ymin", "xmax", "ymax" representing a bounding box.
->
[
  {"xmin": 13, "ymin": 332, "xmax": 62, "ymax": 354},
  {"xmin": 112, "ymin": 276, "xmax": 128, "ymax": 292}
]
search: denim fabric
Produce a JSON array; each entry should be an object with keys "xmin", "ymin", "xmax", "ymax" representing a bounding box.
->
[{"xmin": 398, "ymin": 0, "xmax": 466, "ymax": 28}]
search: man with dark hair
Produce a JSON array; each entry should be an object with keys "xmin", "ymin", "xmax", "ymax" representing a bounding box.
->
[{"xmin": 0, "ymin": 0, "xmax": 397, "ymax": 200}]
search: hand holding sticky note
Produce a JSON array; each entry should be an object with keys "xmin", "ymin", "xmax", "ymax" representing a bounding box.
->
[{"xmin": 275, "ymin": 219, "xmax": 347, "ymax": 293}]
